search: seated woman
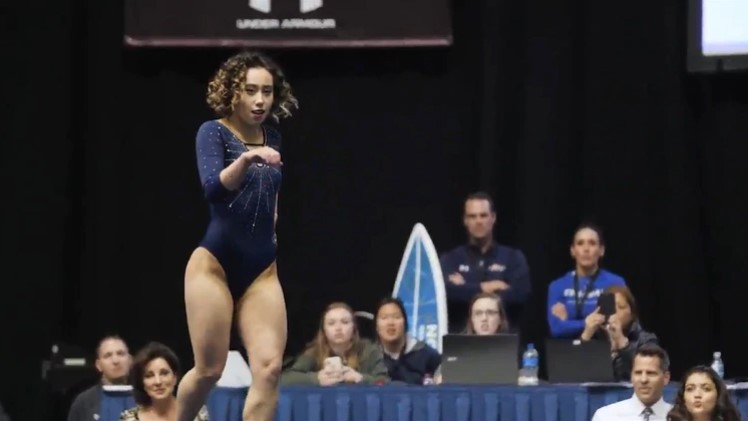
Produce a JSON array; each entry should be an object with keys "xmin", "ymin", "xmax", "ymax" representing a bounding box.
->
[
  {"xmin": 121, "ymin": 342, "xmax": 208, "ymax": 421},
  {"xmin": 375, "ymin": 297, "xmax": 441, "ymax": 385},
  {"xmin": 464, "ymin": 292, "xmax": 510, "ymax": 334},
  {"xmin": 547, "ymin": 223, "xmax": 626, "ymax": 338},
  {"xmin": 579, "ymin": 285, "xmax": 657, "ymax": 381},
  {"xmin": 667, "ymin": 365, "xmax": 743, "ymax": 421},
  {"xmin": 281, "ymin": 302, "xmax": 389, "ymax": 386},
  {"xmin": 435, "ymin": 292, "xmax": 509, "ymax": 385}
]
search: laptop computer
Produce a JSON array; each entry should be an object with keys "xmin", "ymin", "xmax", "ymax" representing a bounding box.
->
[
  {"xmin": 440, "ymin": 334, "xmax": 519, "ymax": 385},
  {"xmin": 545, "ymin": 339, "xmax": 616, "ymax": 383}
]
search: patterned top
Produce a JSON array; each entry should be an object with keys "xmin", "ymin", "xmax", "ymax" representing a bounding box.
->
[
  {"xmin": 119, "ymin": 405, "xmax": 209, "ymax": 421},
  {"xmin": 196, "ymin": 120, "xmax": 282, "ymax": 243}
]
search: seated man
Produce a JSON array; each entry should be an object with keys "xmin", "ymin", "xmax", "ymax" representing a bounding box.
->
[
  {"xmin": 440, "ymin": 192, "xmax": 531, "ymax": 331},
  {"xmin": 67, "ymin": 335, "xmax": 131, "ymax": 421},
  {"xmin": 592, "ymin": 344, "xmax": 673, "ymax": 420}
]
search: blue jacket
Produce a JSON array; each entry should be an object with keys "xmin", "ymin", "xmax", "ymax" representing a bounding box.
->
[
  {"xmin": 440, "ymin": 242, "xmax": 530, "ymax": 330},
  {"xmin": 381, "ymin": 338, "xmax": 442, "ymax": 385},
  {"xmin": 546, "ymin": 269, "xmax": 626, "ymax": 338}
]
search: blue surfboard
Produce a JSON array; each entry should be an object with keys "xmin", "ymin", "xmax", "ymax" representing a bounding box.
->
[{"xmin": 392, "ymin": 223, "xmax": 448, "ymax": 353}]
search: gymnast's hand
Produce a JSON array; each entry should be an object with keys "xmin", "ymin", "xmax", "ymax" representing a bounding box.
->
[{"xmin": 242, "ymin": 147, "xmax": 282, "ymax": 167}]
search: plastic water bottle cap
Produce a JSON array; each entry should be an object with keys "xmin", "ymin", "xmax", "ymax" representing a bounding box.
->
[
  {"xmin": 528, "ymin": 343, "xmax": 535, "ymax": 350},
  {"xmin": 714, "ymin": 351, "xmax": 721, "ymax": 358}
]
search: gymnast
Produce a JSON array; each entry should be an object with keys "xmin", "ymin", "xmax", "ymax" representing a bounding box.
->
[{"xmin": 177, "ymin": 50, "xmax": 298, "ymax": 421}]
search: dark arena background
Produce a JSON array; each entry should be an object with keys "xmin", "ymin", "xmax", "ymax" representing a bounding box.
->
[{"xmin": 2, "ymin": 0, "xmax": 748, "ymax": 420}]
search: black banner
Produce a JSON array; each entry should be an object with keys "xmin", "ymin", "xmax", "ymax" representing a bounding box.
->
[{"xmin": 124, "ymin": 0, "xmax": 452, "ymax": 48}]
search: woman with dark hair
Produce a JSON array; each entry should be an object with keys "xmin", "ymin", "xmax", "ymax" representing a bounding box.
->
[
  {"xmin": 178, "ymin": 50, "xmax": 298, "ymax": 421},
  {"xmin": 121, "ymin": 342, "xmax": 208, "ymax": 421},
  {"xmin": 547, "ymin": 223, "xmax": 627, "ymax": 338},
  {"xmin": 374, "ymin": 297, "xmax": 441, "ymax": 385},
  {"xmin": 667, "ymin": 366, "xmax": 742, "ymax": 421},
  {"xmin": 580, "ymin": 285, "xmax": 658, "ymax": 381}
]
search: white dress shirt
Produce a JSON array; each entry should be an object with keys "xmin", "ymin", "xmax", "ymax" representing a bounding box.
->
[{"xmin": 591, "ymin": 394, "xmax": 672, "ymax": 421}]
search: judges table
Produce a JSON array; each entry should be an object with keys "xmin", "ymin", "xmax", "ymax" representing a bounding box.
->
[{"xmin": 100, "ymin": 384, "xmax": 748, "ymax": 421}]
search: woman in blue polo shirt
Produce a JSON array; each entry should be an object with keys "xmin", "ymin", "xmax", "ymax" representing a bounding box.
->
[{"xmin": 547, "ymin": 223, "xmax": 626, "ymax": 338}]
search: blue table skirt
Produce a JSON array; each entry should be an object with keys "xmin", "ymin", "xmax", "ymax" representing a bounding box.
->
[{"xmin": 99, "ymin": 384, "xmax": 748, "ymax": 421}]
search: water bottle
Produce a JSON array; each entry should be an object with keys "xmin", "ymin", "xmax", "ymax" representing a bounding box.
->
[
  {"xmin": 423, "ymin": 373, "xmax": 434, "ymax": 385},
  {"xmin": 711, "ymin": 351, "xmax": 725, "ymax": 379},
  {"xmin": 519, "ymin": 343, "xmax": 539, "ymax": 386}
]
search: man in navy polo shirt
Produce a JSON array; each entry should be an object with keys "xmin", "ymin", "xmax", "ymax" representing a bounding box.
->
[{"xmin": 440, "ymin": 192, "xmax": 531, "ymax": 332}]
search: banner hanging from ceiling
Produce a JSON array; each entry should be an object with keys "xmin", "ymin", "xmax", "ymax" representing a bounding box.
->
[{"xmin": 124, "ymin": 0, "xmax": 452, "ymax": 48}]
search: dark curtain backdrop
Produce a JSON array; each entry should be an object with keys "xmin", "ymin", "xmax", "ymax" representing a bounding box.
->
[{"xmin": 2, "ymin": 0, "xmax": 748, "ymax": 419}]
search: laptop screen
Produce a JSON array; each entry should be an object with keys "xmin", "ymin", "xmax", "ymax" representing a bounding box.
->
[{"xmin": 441, "ymin": 334, "xmax": 520, "ymax": 385}]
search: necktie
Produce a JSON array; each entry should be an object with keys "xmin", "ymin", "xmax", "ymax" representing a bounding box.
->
[{"xmin": 641, "ymin": 406, "xmax": 654, "ymax": 421}]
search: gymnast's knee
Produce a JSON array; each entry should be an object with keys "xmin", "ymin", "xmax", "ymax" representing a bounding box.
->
[
  {"xmin": 193, "ymin": 365, "xmax": 224, "ymax": 387},
  {"xmin": 252, "ymin": 356, "xmax": 282, "ymax": 387}
]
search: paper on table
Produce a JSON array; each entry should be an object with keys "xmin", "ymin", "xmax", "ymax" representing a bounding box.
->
[{"xmin": 216, "ymin": 350, "xmax": 252, "ymax": 388}]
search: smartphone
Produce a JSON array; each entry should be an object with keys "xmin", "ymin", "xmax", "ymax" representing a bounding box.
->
[
  {"xmin": 597, "ymin": 292, "xmax": 616, "ymax": 320},
  {"xmin": 324, "ymin": 356, "xmax": 343, "ymax": 371}
]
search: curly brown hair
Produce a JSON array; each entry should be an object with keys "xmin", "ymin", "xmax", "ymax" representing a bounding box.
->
[
  {"xmin": 206, "ymin": 50, "xmax": 298, "ymax": 121},
  {"xmin": 667, "ymin": 365, "xmax": 743, "ymax": 421}
]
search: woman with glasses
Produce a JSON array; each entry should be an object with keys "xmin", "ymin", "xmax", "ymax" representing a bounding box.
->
[
  {"xmin": 434, "ymin": 292, "xmax": 509, "ymax": 384},
  {"xmin": 465, "ymin": 292, "xmax": 510, "ymax": 335}
]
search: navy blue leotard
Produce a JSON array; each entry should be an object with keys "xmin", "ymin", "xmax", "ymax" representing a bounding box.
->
[{"xmin": 195, "ymin": 120, "xmax": 281, "ymax": 298}]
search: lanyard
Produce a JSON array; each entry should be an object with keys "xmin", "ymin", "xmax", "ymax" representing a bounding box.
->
[{"xmin": 573, "ymin": 270, "xmax": 600, "ymax": 319}]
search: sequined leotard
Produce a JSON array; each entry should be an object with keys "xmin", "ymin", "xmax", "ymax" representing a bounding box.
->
[{"xmin": 195, "ymin": 120, "xmax": 281, "ymax": 298}]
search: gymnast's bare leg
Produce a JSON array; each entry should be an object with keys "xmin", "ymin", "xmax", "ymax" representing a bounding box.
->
[
  {"xmin": 180, "ymin": 49, "xmax": 297, "ymax": 421},
  {"xmin": 176, "ymin": 248, "xmax": 233, "ymax": 421},
  {"xmin": 237, "ymin": 261, "xmax": 287, "ymax": 421}
]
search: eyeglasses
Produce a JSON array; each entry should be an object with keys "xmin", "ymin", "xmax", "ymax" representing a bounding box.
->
[{"xmin": 472, "ymin": 310, "xmax": 500, "ymax": 317}]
